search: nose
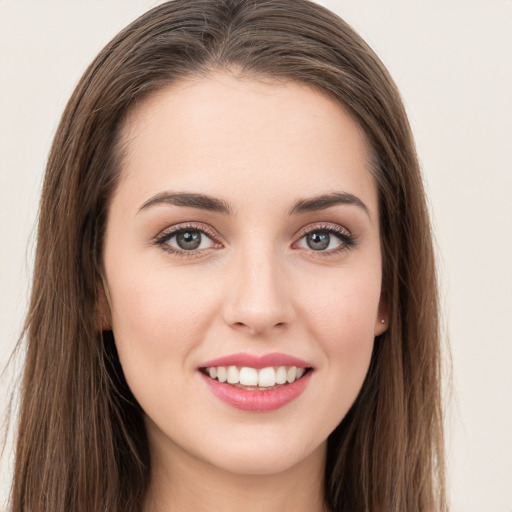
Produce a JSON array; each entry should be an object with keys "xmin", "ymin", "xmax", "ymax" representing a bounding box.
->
[{"xmin": 222, "ymin": 245, "xmax": 294, "ymax": 337}]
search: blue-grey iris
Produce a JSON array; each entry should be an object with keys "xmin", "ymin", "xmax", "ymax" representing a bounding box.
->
[
  {"xmin": 307, "ymin": 232, "xmax": 330, "ymax": 251},
  {"xmin": 177, "ymin": 230, "xmax": 201, "ymax": 250}
]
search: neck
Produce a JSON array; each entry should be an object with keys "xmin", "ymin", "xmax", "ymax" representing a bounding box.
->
[{"xmin": 143, "ymin": 430, "xmax": 327, "ymax": 512}]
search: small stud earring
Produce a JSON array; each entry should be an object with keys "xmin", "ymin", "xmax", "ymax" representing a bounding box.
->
[{"xmin": 380, "ymin": 319, "xmax": 385, "ymax": 324}]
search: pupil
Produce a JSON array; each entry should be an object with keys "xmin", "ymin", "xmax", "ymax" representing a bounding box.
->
[
  {"xmin": 307, "ymin": 231, "xmax": 330, "ymax": 251},
  {"xmin": 177, "ymin": 231, "xmax": 201, "ymax": 250}
]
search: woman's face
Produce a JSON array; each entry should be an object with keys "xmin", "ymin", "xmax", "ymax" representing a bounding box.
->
[{"xmin": 102, "ymin": 73, "xmax": 386, "ymax": 477}]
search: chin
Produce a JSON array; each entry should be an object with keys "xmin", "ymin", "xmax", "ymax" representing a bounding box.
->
[{"xmin": 200, "ymin": 432, "xmax": 325, "ymax": 477}]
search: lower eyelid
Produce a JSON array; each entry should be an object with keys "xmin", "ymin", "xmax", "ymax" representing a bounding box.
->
[
  {"xmin": 155, "ymin": 223, "xmax": 354, "ymax": 256},
  {"xmin": 153, "ymin": 222, "xmax": 227, "ymax": 258},
  {"xmin": 292, "ymin": 226, "xmax": 356, "ymax": 253}
]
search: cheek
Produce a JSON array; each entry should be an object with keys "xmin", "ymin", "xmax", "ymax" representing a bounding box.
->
[
  {"xmin": 107, "ymin": 266, "xmax": 217, "ymax": 368},
  {"xmin": 301, "ymin": 268, "xmax": 380, "ymax": 340},
  {"xmin": 298, "ymin": 269, "xmax": 380, "ymax": 387},
  {"xmin": 106, "ymin": 267, "xmax": 222, "ymax": 425}
]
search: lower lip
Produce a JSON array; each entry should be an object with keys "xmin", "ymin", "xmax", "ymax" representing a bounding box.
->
[{"xmin": 200, "ymin": 371, "xmax": 312, "ymax": 412}]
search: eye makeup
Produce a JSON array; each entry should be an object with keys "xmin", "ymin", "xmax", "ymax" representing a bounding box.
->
[
  {"xmin": 153, "ymin": 222, "xmax": 223, "ymax": 258},
  {"xmin": 292, "ymin": 222, "xmax": 357, "ymax": 258},
  {"xmin": 152, "ymin": 220, "xmax": 357, "ymax": 260}
]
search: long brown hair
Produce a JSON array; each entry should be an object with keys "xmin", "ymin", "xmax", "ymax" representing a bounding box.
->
[{"xmin": 9, "ymin": 1, "xmax": 447, "ymax": 510}]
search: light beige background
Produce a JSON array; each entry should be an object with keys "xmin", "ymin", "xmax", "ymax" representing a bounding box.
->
[{"xmin": 1, "ymin": 1, "xmax": 511, "ymax": 510}]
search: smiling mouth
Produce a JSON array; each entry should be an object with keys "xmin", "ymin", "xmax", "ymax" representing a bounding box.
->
[{"xmin": 200, "ymin": 365, "xmax": 312, "ymax": 390}]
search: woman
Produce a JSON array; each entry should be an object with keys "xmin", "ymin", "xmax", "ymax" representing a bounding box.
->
[{"xmin": 9, "ymin": 0, "xmax": 447, "ymax": 510}]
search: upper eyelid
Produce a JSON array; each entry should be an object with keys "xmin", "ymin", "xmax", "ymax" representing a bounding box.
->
[
  {"xmin": 156, "ymin": 221, "xmax": 349, "ymax": 236},
  {"xmin": 293, "ymin": 222, "xmax": 351, "ymax": 240},
  {"xmin": 154, "ymin": 224, "xmax": 221, "ymax": 257},
  {"xmin": 156, "ymin": 222, "xmax": 219, "ymax": 240},
  {"xmin": 154, "ymin": 221, "xmax": 352, "ymax": 250}
]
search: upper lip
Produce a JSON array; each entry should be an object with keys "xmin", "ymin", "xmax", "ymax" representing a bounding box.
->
[{"xmin": 200, "ymin": 352, "xmax": 313, "ymax": 369}]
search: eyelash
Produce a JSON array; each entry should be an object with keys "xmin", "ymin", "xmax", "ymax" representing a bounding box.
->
[
  {"xmin": 293, "ymin": 223, "xmax": 356, "ymax": 257},
  {"xmin": 153, "ymin": 222, "xmax": 356, "ymax": 259},
  {"xmin": 154, "ymin": 223, "xmax": 221, "ymax": 259}
]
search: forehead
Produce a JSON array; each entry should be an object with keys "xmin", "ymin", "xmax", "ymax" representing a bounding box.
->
[{"xmin": 116, "ymin": 72, "xmax": 377, "ymax": 215}]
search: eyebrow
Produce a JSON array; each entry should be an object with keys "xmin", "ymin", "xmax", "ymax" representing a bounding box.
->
[
  {"xmin": 288, "ymin": 192, "xmax": 370, "ymax": 217},
  {"xmin": 138, "ymin": 191, "xmax": 232, "ymax": 215},
  {"xmin": 138, "ymin": 190, "xmax": 370, "ymax": 217}
]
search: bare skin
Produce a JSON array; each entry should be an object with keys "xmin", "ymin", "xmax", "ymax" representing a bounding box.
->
[
  {"xmin": 145, "ymin": 431, "xmax": 327, "ymax": 512},
  {"xmin": 102, "ymin": 72, "xmax": 385, "ymax": 511}
]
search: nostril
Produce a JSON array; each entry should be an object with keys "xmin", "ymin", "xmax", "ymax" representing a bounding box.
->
[{"xmin": 232, "ymin": 321, "xmax": 287, "ymax": 330}]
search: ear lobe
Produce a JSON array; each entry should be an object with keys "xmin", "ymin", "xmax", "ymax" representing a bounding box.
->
[
  {"xmin": 96, "ymin": 281, "xmax": 112, "ymax": 332},
  {"xmin": 374, "ymin": 316, "xmax": 388, "ymax": 336},
  {"xmin": 374, "ymin": 300, "xmax": 389, "ymax": 336}
]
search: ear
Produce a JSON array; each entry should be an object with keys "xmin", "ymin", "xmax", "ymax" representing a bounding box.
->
[
  {"xmin": 96, "ymin": 280, "xmax": 112, "ymax": 332},
  {"xmin": 374, "ymin": 299, "xmax": 389, "ymax": 337}
]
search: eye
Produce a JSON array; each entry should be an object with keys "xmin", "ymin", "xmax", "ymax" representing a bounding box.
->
[
  {"xmin": 168, "ymin": 229, "xmax": 211, "ymax": 251},
  {"xmin": 294, "ymin": 225, "xmax": 355, "ymax": 254},
  {"xmin": 155, "ymin": 224, "xmax": 221, "ymax": 255}
]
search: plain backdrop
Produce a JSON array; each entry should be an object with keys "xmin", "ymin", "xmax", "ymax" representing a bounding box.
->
[{"xmin": 1, "ymin": 1, "xmax": 511, "ymax": 510}]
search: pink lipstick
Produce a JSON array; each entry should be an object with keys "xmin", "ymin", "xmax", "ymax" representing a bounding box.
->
[{"xmin": 199, "ymin": 352, "xmax": 313, "ymax": 412}]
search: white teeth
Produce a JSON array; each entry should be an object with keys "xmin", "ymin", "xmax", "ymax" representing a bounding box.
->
[
  {"xmin": 258, "ymin": 367, "xmax": 276, "ymax": 387},
  {"xmin": 275, "ymin": 366, "xmax": 287, "ymax": 384},
  {"xmin": 286, "ymin": 366, "xmax": 297, "ymax": 383},
  {"xmin": 217, "ymin": 366, "xmax": 227, "ymax": 383},
  {"xmin": 227, "ymin": 366, "xmax": 239, "ymax": 384},
  {"xmin": 239, "ymin": 367, "xmax": 258, "ymax": 386},
  {"xmin": 205, "ymin": 365, "xmax": 308, "ymax": 387}
]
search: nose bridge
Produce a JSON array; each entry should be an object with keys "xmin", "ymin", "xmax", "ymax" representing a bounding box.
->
[{"xmin": 223, "ymin": 238, "xmax": 293, "ymax": 335}]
